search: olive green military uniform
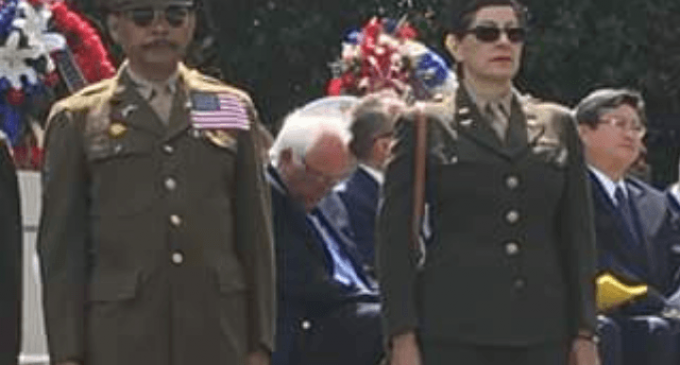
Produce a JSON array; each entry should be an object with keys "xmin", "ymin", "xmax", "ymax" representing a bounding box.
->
[
  {"xmin": 38, "ymin": 63, "xmax": 275, "ymax": 365},
  {"xmin": 377, "ymin": 86, "xmax": 597, "ymax": 363}
]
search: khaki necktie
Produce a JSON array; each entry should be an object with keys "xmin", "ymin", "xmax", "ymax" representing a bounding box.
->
[
  {"xmin": 148, "ymin": 86, "xmax": 174, "ymax": 125},
  {"xmin": 484, "ymin": 102, "xmax": 509, "ymax": 141}
]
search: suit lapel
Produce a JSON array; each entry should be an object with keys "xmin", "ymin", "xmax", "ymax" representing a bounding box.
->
[
  {"xmin": 109, "ymin": 70, "xmax": 166, "ymax": 137},
  {"xmin": 628, "ymin": 180, "xmax": 666, "ymax": 283},
  {"xmin": 589, "ymin": 173, "xmax": 650, "ymax": 278}
]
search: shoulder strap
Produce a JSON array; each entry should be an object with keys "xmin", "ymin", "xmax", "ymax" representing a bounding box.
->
[{"xmin": 411, "ymin": 105, "xmax": 428, "ymax": 251}]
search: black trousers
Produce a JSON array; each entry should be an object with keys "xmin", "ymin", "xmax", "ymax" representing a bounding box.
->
[{"xmin": 420, "ymin": 339, "xmax": 569, "ymax": 365}]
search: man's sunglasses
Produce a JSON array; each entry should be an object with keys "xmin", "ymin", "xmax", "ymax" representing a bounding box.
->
[
  {"xmin": 123, "ymin": 5, "xmax": 192, "ymax": 28},
  {"xmin": 466, "ymin": 25, "xmax": 526, "ymax": 43}
]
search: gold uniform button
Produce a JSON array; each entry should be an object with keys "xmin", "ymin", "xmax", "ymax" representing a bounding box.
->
[
  {"xmin": 505, "ymin": 242, "xmax": 520, "ymax": 256},
  {"xmin": 506, "ymin": 176, "xmax": 520, "ymax": 190},
  {"xmin": 165, "ymin": 178, "xmax": 177, "ymax": 191},
  {"xmin": 172, "ymin": 252, "xmax": 184, "ymax": 265},
  {"xmin": 163, "ymin": 145, "xmax": 175, "ymax": 154},
  {"xmin": 170, "ymin": 215, "xmax": 182, "ymax": 227},
  {"xmin": 514, "ymin": 278, "xmax": 526, "ymax": 290},
  {"xmin": 506, "ymin": 210, "xmax": 520, "ymax": 224}
]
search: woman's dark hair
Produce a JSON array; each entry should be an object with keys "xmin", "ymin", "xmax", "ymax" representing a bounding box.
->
[{"xmin": 440, "ymin": 0, "xmax": 528, "ymax": 36}]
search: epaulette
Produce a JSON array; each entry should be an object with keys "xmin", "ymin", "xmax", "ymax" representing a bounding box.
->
[{"xmin": 50, "ymin": 78, "xmax": 115, "ymax": 115}]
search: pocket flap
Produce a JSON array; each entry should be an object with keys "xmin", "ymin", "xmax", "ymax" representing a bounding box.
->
[{"xmin": 88, "ymin": 271, "xmax": 140, "ymax": 302}]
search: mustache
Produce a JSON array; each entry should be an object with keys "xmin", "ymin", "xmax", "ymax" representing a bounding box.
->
[{"xmin": 142, "ymin": 39, "xmax": 180, "ymax": 50}]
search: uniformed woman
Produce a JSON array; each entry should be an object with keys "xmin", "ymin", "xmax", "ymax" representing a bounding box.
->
[{"xmin": 376, "ymin": 1, "xmax": 600, "ymax": 364}]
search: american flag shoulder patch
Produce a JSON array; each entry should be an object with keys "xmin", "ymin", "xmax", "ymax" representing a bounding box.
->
[{"xmin": 190, "ymin": 91, "xmax": 251, "ymax": 130}]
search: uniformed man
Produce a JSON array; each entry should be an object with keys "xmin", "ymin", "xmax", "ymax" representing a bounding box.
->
[
  {"xmin": 37, "ymin": 1, "xmax": 275, "ymax": 364},
  {"xmin": 0, "ymin": 134, "xmax": 22, "ymax": 365}
]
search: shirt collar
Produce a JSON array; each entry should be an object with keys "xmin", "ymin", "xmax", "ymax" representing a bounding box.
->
[
  {"xmin": 589, "ymin": 165, "xmax": 628, "ymax": 205},
  {"xmin": 359, "ymin": 164, "xmax": 383, "ymax": 185},
  {"xmin": 124, "ymin": 61, "xmax": 179, "ymax": 100},
  {"xmin": 463, "ymin": 79, "xmax": 514, "ymax": 116}
]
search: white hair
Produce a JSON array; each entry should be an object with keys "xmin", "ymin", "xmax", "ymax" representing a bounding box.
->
[{"xmin": 269, "ymin": 110, "xmax": 352, "ymax": 166}]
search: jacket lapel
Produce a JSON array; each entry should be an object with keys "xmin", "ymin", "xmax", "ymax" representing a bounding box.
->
[
  {"xmin": 504, "ymin": 94, "xmax": 530, "ymax": 159},
  {"xmin": 164, "ymin": 66, "xmax": 193, "ymax": 141},
  {"xmin": 453, "ymin": 87, "xmax": 507, "ymax": 158},
  {"xmin": 109, "ymin": 70, "xmax": 166, "ymax": 137},
  {"xmin": 628, "ymin": 180, "xmax": 666, "ymax": 283}
]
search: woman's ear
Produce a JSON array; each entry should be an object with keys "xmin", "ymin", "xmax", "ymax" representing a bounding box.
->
[
  {"xmin": 107, "ymin": 14, "xmax": 121, "ymax": 44},
  {"xmin": 444, "ymin": 33, "xmax": 463, "ymax": 63}
]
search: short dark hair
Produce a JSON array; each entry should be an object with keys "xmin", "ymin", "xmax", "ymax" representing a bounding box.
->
[
  {"xmin": 574, "ymin": 88, "xmax": 647, "ymax": 128},
  {"xmin": 348, "ymin": 94, "xmax": 399, "ymax": 161},
  {"xmin": 441, "ymin": 0, "xmax": 528, "ymax": 36}
]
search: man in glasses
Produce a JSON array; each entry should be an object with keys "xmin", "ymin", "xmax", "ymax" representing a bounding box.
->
[
  {"xmin": 378, "ymin": 0, "xmax": 599, "ymax": 364},
  {"xmin": 266, "ymin": 111, "xmax": 383, "ymax": 365},
  {"xmin": 0, "ymin": 133, "xmax": 21, "ymax": 365},
  {"xmin": 38, "ymin": 0, "xmax": 275, "ymax": 364},
  {"xmin": 576, "ymin": 88, "xmax": 680, "ymax": 365}
]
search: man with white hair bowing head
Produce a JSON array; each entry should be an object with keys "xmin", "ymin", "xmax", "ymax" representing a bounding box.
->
[{"xmin": 267, "ymin": 107, "xmax": 383, "ymax": 365}]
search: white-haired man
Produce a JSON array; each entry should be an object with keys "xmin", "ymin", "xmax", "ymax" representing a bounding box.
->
[{"xmin": 267, "ymin": 111, "xmax": 383, "ymax": 365}]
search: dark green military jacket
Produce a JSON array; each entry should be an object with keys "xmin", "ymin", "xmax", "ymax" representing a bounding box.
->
[
  {"xmin": 38, "ymin": 63, "xmax": 275, "ymax": 365},
  {"xmin": 377, "ymin": 86, "xmax": 597, "ymax": 346}
]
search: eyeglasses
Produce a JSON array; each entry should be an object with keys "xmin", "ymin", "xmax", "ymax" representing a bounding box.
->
[
  {"xmin": 599, "ymin": 117, "xmax": 646, "ymax": 138},
  {"xmin": 301, "ymin": 157, "xmax": 350, "ymax": 185},
  {"xmin": 123, "ymin": 5, "xmax": 192, "ymax": 28},
  {"xmin": 466, "ymin": 25, "xmax": 526, "ymax": 43}
]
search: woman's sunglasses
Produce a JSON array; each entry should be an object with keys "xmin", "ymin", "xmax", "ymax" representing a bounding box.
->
[
  {"xmin": 466, "ymin": 25, "xmax": 526, "ymax": 44},
  {"xmin": 123, "ymin": 5, "xmax": 192, "ymax": 28}
]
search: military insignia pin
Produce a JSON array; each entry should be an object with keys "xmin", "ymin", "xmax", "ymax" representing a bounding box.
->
[
  {"xmin": 108, "ymin": 123, "xmax": 128, "ymax": 138},
  {"xmin": 205, "ymin": 130, "xmax": 235, "ymax": 148}
]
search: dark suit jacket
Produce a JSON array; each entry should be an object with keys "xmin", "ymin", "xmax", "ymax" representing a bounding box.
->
[
  {"xmin": 39, "ymin": 64, "xmax": 275, "ymax": 365},
  {"xmin": 336, "ymin": 167, "xmax": 380, "ymax": 274},
  {"xmin": 267, "ymin": 166, "xmax": 379, "ymax": 365},
  {"xmin": 591, "ymin": 174, "xmax": 680, "ymax": 314},
  {"xmin": 377, "ymin": 87, "xmax": 598, "ymax": 346},
  {"xmin": 0, "ymin": 138, "xmax": 21, "ymax": 365}
]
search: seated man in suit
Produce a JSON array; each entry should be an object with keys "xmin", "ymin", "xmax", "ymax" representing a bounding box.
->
[
  {"xmin": 320, "ymin": 93, "xmax": 405, "ymax": 277},
  {"xmin": 267, "ymin": 109, "xmax": 383, "ymax": 365},
  {"xmin": 576, "ymin": 88, "xmax": 680, "ymax": 365},
  {"xmin": 0, "ymin": 133, "xmax": 21, "ymax": 365}
]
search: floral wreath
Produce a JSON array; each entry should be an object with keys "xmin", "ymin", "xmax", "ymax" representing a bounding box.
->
[
  {"xmin": 327, "ymin": 17, "xmax": 457, "ymax": 101},
  {"xmin": 0, "ymin": 0, "xmax": 115, "ymax": 168}
]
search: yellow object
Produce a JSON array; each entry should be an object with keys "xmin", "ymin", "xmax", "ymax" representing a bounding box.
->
[
  {"xmin": 596, "ymin": 273, "xmax": 648, "ymax": 311},
  {"xmin": 108, "ymin": 123, "xmax": 128, "ymax": 138}
]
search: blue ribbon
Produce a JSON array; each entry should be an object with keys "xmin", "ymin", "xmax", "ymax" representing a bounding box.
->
[{"xmin": 415, "ymin": 51, "xmax": 451, "ymax": 88}]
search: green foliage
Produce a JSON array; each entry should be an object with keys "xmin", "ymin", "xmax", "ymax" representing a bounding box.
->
[{"xmin": 74, "ymin": 0, "xmax": 680, "ymax": 185}]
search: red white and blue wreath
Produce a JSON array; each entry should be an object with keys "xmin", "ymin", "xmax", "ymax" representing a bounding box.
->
[
  {"xmin": 0, "ymin": 0, "xmax": 115, "ymax": 168},
  {"xmin": 327, "ymin": 17, "xmax": 458, "ymax": 101}
]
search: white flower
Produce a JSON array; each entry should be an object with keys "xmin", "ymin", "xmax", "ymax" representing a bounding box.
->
[
  {"xmin": 12, "ymin": 0, "xmax": 66, "ymax": 72},
  {"xmin": 0, "ymin": 30, "xmax": 41, "ymax": 87}
]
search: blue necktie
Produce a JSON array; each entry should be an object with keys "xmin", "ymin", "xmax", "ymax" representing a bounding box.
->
[{"xmin": 615, "ymin": 186, "xmax": 641, "ymax": 247}]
